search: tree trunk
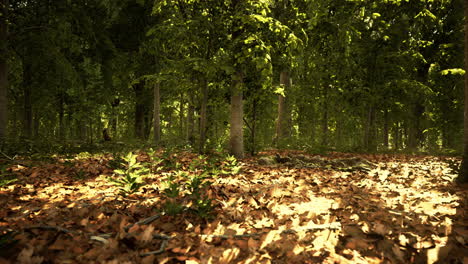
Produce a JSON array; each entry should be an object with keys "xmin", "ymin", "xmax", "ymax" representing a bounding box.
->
[
  {"xmin": 179, "ymin": 93, "xmax": 184, "ymax": 140},
  {"xmin": 321, "ymin": 87, "xmax": 328, "ymax": 147},
  {"xmin": 103, "ymin": 57, "xmax": 117, "ymax": 137},
  {"xmin": 187, "ymin": 92, "xmax": 195, "ymax": 146},
  {"xmin": 153, "ymin": 82, "xmax": 161, "ymax": 145},
  {"xmin": 383, "ymin": 109, "xmax": 389, "ymax": 149},
  {"xmin": 33, "ymin": 112, "xmax": 40, "ymax": 138},
  {"xmin": 459, "ymin": 0, "xmax": 468, "ymax": 183},
  {"xmin": 199, "ymin": 78, "xmax": 208, "ymax": 153},
  {"xmin": 364, "ymin": 106, "xmax": 376, "ymax": 151},
  {"xmin": 0, "ymin": 0, "xmax": 7, "ymax": 145},
  {"xmin": 275, "ymin": 71, "xmax": 291, "ymax": 145},
  {"xmin": 230, "ymin": 72, "xmax": 244, "ymax": 159},
  {"xmin": 134, "ymin": 81, "xmax": 145, "ymax": 140},
  {"xmin": 58, "ymin": 93, "xmax": 65, "ymax": 140},
  {"xmin": 23, "ymin": 61, "xmax": 33, "ymax": 139},
  {"xmin": 250, "ymin": 97, "xmax": 258, "ymax": 155},
  {"xmin": 408, "ymin": 103, "xmax": 424, "ymax": 150},
  {"xmin": 394, "ymin": 122, "xmax": 400, "ymax": 150}
]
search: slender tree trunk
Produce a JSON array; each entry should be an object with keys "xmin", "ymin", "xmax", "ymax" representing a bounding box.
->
[
  {"xmin": 134, "ymin": 82, "xmax": 145, "ymax": 140},
  {"xmin": 383, "ymin": 109, "xmax": 389, "ymax": 149},
  {"xmin": 58, "ymin": 93, "xmax": 65, "ymax": 140},
  {"xmin": 0, "ymin": 0, "xmax": 8, "ymax": 145},
  {"xmin": 153, "ymin": 82, "xmax": 161, "ymax": 145},
  {"xmin": 102, "ymin": 57, "xmax": 117, "ymax": 137},
  {"xmin": 251, "ymin": 98, "xmax": 257, "ymax": 155},
  {"xmin": 33, "ymin": 112, "xmax": 39, "ymax": 138},
  {"xmin": 276, "ymin": 71, "xmax": 291, "ymax": 145},
  {"xmin": 187, "ymin": 92, "xmax": 195, "ymax": 145},
  {"xmin": 459, "ymin": 0, "xmax": 468, "ymax": 183},
  {"xmin": 321, "ymin": 87, "xmax": 328, "ymax": 147},
  {"xmin": 230, "ymin": 72, "xmax": 244, "ymax": 159},
  {"xmin": 199, "ymin": 78, "xmax": 208, "ymax": 153},
  {"xmin": 179, "ymin": 93, "xmax": 184, "ymax": 139},
  {"xmin": 394, "ymin": 122, "xmax": 400, "ymax": 150},
  {"xmin": 23, "ymin": 61, "xmax": 33, "ymax": 139}
]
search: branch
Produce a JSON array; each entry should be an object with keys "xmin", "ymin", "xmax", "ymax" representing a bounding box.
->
[
  {"xmin": 125, "ymin": 213, "xmax": 165, "ymax": 232},
  {"xmin": 140, "ymin": 239, "xmax": 169, "ymax": 257},
  {"xmin": 0, "ymin": 150, "xmax": 14, "ymax": 161},
  {"xmin": 243, "ymin": 117, "xmax": 252, "ymax": 133}
]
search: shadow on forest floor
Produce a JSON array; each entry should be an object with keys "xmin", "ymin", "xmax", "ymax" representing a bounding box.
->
[{"xmin": 0, "ymin": 150, "xmax": 467, "ymax": 263}]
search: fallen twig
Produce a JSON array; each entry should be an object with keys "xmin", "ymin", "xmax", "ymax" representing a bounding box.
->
[
  {"xmin": 125, "ymin": 213, "xmax": 165, "ymax": 232},
  {"xmin": 0, "ymin": 150, "xmax": 14, "ymax": 161},
  {"xmin": 140, "ymin": 239, "xmax": 169, "ymax": 257}
]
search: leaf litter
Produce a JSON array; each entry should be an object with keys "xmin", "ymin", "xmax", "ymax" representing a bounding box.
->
[{"xmin": 0, "ymin": 150, "xmax": 466, "ymax": 263}]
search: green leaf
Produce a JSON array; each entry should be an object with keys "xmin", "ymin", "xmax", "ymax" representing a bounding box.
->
[{"xmin": 440, "ymin": 68, "xmax": 465, "ymax": 76}]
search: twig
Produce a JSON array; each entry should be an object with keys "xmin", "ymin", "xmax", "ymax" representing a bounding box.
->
[
  {"xmin": 0, "ymin": 150, "xmax": 14, "ymax": 161},
  {"xmin": 140, "ymin": 239, "xmax": 169, "ymax": 257},
  {"xmin": 125, "ymin": 213, "xmax": 165, "ymax": 232},
  {"xmin": 90, "ymin": 235, "xmax": 110, "ymax": 244}
]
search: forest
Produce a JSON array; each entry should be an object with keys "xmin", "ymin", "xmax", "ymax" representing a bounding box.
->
[{"xmin": 0, "ymin": 0, "xmax": 467, "ymax": 263}]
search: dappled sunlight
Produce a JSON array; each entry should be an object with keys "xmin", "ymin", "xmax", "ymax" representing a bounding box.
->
[{"xmin": 1, "ymin": 151, "xmax": 466, "ymax": 263}]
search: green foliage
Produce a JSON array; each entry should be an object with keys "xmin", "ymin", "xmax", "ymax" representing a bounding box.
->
[
  {"xmin": 0, "ymin": 165, "xmax": 16, "ymax": 187},
  {"xmin": 108, "ymin": 152, "xmax": 149, "ymax": 196},
  {"xmin": 161, "ymin": 168, "xmax": 214, "ymax": 219},
  {"xmin": 221, "ymin": 155, "xmax": 243, "ymax": 175}
]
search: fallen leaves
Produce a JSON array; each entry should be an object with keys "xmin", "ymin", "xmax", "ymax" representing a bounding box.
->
[{"xmin": 0, "ymin": 151, "xmax": 467, "ymax": 263}]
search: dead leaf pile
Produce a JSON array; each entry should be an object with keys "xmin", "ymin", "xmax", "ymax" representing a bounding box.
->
[{"xmin": 0, "ymin": 151, "xmax": 466, "ymax": 263}]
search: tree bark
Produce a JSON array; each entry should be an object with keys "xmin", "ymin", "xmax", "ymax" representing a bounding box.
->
[
  {"xmin": 275, "ymin": 71, "xmax": 291, "ymax": 145},
  {"xmin": 321, "ymin": 87, "xmax": 328, "ymax": 147},
  {"xmin": 0, "ymin": 0, "xmax": 7, "ymax": 144},
  {"xmin": 199, "ymin": 78, "xmax": 208, "ymax": 153},
  {"xmin": 364, "ymin": 106, "xmax": 376, "ymax": 151},
  {"xmin": 58, "ymin": 93, "xmax": 65, "ymax": 140},
  {"xmin": 179, "ymin": 93, "xmax": 184, "ymax": 140},
  {"xmin": 134, "ymin": 81, "xmax": 145, "ymax": 140},
  {"xmin": 153, "ymin": 82, "xmax": 161, "ymax": 145},
  {"xmin": 459, "ymin": 0, "xmax": 468, "ymax": 183},
  {"xmin": 383, "ymin": 109, "xmax": 389, "ymax": 149},
  {"xmin": 23, "ymin": 60, "xmax": 33, "ymax": 139},
  {"xmin": 187, "ymin": 92, "xmax": 195, "ymax": 146},
  {"xmin": 250, "ymin": 97, "xmax": 258, "ymax": 155},
  {"xmin": 230, "ymin": 72, "xmax": 244, "ymax": 159},
  {"xmin": 102, "ymin": 57, "xmax": 117, "ymax": 137},
  {"xmin": 394, "ymin": 122, "xmax": 400, "ymax": 150}
]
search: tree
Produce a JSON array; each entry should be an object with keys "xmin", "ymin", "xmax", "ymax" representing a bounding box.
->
[
  {"xmin": 153, "ymin": 81, "xmax": 161, "ymax": 145},
  {"xmin": 0, "ymin": 0, "xmax": 7, "ymax": 145},
  {"xmin": 230, "ymin": 72, "xmax": 244, "ymax": 158},
  {"xmin": 459, "ymin": 0, "xmax": 468, "ymax": 184}
]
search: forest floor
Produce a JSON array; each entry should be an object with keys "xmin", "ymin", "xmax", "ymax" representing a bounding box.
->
[{"xmin": 0, "ymin": 150, "xmax": 467, "ymax": 264}]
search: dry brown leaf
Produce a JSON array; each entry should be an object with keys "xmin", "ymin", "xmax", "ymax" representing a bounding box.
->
[{"xmin": 138, "ymin": 225, "xmax": 155, "ymax": 243}]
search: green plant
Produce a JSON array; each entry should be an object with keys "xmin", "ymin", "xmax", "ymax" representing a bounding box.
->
[
  {"xmin": 192, "ymin": 197, "xmax": 214, "ymax": 219},
  {"xmin": 189, "ymin": 155, "xmax": 208, "ymax": 171},
  {"xmin": 185, "ymin": 173, "xmax": 214, "ymax": 219},
  {"xmin": 162, "ymin": 173, "xmax": 185, "ymax": 216},
  {"xmin": 161, "ymin": 170, "xmax": 214, "ymax": 218},
  {"xmin": 108, "ymin": 152, "xmax": 149, "ymax": 196},
  {"xmin": 221, "ymin": 155, "xmax": 242, "ymax": 175},
  {"xmin": 0, "ymin": 165, "xmax": 16, "ymax": 187},
  {"xmin": 146, "ymin": 148, "xmax": 164, "ymax": 173}
]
